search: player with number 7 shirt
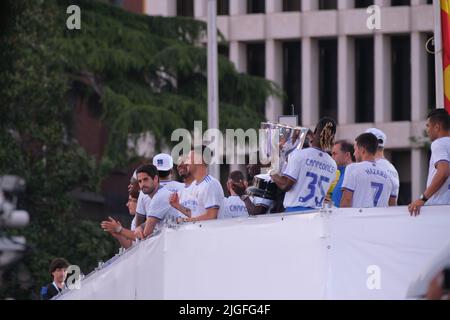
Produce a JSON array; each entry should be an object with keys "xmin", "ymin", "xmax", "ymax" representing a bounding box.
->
[{"xmin": 340, "ymin": 133, "xmax": 397, "ymax": 208}]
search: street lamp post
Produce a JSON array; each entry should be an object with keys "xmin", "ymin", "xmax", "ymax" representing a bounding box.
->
[{"xmin": 207, "ymin": 0, "xmax": 220, "ymax": 180}]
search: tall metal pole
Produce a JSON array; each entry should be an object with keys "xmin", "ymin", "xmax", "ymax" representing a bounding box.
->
[
  {"xmin": 207, "ymin": 0, "xmax": 220, "ymax": 180},
  {"xmin": 434, "ymin": 0, "xmax": 445, "ymax": 109}
]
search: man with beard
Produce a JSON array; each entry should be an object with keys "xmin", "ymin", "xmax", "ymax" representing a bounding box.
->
[{"xmin": 133, "ymin": 164, "xmax": 177, "ymax": 238}]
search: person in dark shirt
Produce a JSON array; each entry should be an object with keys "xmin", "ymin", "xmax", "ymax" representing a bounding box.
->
[{"xmin": 40, "ymin": 258, "xmax": 69, "ymax": 300}]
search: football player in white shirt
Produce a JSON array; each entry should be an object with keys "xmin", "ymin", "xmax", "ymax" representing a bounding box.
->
[
  {"xmin": 170, "ymin": 155, "xmax": 196, "ymax": 218},
  {"xmin": 219, "ymin": 171, "xmax": 249, "ymax": 219},
  {"xmin": 172, "ymin": 146, "xmax": 224, "ymax": 222},
  {"xmin": 153, "ymin": 153, "xmax": 184, "ymax": 194},
  {"xmin": 340, "ymin": 133, "xmax": 397, "ymax": 208},
  {"xmin": 230, "ymin": 172, "xmax": 275, "ymax": 215},
  {"xmin": 133, "ymin": 164, "xmax": 178, "ymax": 238},
  {"xmin": 271, "ymin": 117, "xmax": 338, "ymax": 213},
  {"xmin": 365, "ymin": 128, "xmax": 400, "ymax": 205},
  {"xmin": 409, "ymin": 109, "xmax": 450, "ymax": 216}
]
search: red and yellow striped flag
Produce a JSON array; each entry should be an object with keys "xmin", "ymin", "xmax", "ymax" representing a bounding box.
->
[{"xmin": 440, "ymin": 0, "xmax": 450, "ymax": 113}]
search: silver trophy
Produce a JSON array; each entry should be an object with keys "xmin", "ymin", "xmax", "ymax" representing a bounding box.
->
[{"xmin": 247, "ymin": 122, "xmax": 309, "ymax": 200}]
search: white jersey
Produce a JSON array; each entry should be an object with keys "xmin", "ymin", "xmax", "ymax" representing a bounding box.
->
[
  {"xmin": 377, "ymin": 158, "xmax": 400, "ymax": 198},
  {"xmin": 426, "ymin": 137, "xmax": 450, "ymax": 206},
  {"xmin": 219, "ymin": 196, "xmax": 249, "ymax": 219},
  {"xmin": 190, "ymin": 175, "xmax": 224, "ymax": 218},
  {"xmin": 160, "ymin": 180, "xmax": 184, "ymax": 194},
  {"xmin": 342, "ymin": 161, "xmax": 395, "ymax": 208},
  {"xmin": 282, "ymin": 147, "xmax": 337, "ymax": 209},
  {"xmin": 175, "ymin": 182, "xmax": 196, "ymax": 218},
  {"xmin": 136, "ymin": 191, "xmax": 152, "ymax": 216},
  {"xmin": 145, "ymin": 186, "xmax": 178, "ymax": 229},
  {"xmin": 130, "ymin": 216, "xmax": 136, "ymax": 231}
]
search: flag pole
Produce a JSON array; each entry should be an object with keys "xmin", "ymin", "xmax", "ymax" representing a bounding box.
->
[
  {"xmin": 434, "ymin": 0, "xmax": 445, "ymax": 109},
  {"xmin": 207, "ymin": 0, "xmax": 220, "ymax": 180}
]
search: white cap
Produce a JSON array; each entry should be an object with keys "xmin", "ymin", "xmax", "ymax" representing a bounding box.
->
[
  {"xmin": 365, "ymin": 128, "xmax": 387, "ymax": 148},
  {"xmin": 130, "ymin": 170, "xmax": 137, "ymax": 183},
  {"xmin": 153, "ymin": 153, "xmax": 174, "ymax": 171}
]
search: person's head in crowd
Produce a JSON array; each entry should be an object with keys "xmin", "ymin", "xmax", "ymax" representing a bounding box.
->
[
  {"xmin": 128, "ymin": 170, "xmax": 140, "ymax": 194},
  {"xmin": 136, "ymin": 164, "xmax": 159, "ymax": 196},
  {"xmin": 126, "ymin": 187, "xmax": 139, "ymax": 216},
  {"xmin": 187, "ymin": 145, "xmax": 212, "ymax": 180},
  {"xmin": 354, "ymin": 133, "xmax": 379, "ymax": 163},
  {"xmin": 426, "ymin": 108, "xmax": 450, "ymax": 142},
  {"xmin": 177, "ymin": 155, "xmax": 193, "ymax": 182},
  {"xmin": 153, "ymin": 153, "xmax": 174, "ymax": 181},
  {"xmin": 332, "ymin": 140, "xmax": 355, "ymax": 167},
  {"xmin": 312, "ymin": 117, "xmax": 337, "ymax": 151},
  {"xmin": 365, "ymin": 128, "xmax": 387, "ymax": 150},
  {"xmin": 227, "ymin": 170, "xmax": 247, "ymax": 196},
  {"xmin": 49, "ymin": 258, "xmax": 69, "ymax": 285}
]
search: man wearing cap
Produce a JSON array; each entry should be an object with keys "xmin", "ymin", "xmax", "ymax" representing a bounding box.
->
[
  {"xmin": 153, "ymin": 153, "xmax": 184, "ymax": 194},
  {"xmin": 365, "ymin": 128, "xmax": 400, "ymax": 205}
]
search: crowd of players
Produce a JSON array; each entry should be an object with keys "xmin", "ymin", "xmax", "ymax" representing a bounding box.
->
[{"xmin": 100, "ymin": 109, "xmax": 450, "ymax": 249}]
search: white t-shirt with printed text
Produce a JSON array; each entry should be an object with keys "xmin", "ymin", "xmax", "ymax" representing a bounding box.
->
[
  {"xmin": 282, "ymin": 147, "xmax": 337, "ymax": 209},
  {"xmin": 190, "ymin": 175, "xmax": 224, "ymax": 218},
  {"xmin": 219, "ymin": 196, "xmax": 249, "ymax": 219},
  {"xmin": 342, "ymin": 161, "xmax": 395, "ymax": 208}
]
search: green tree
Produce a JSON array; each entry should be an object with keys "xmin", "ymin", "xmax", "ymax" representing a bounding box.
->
[{"xmin": 0, "ymin": 0, "xmax": 281, "ymax": 299}]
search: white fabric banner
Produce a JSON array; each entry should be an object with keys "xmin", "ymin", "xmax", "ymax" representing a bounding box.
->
[{"xmin": 59, "ymin": 206, "xmax": 450, "ymax": 300}]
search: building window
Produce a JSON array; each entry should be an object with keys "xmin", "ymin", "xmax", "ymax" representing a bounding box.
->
[
  {"xmin": 283, "ymin": 0, "xmax": 301, "ymax": 12},
  {"xmin": 390, "ymin": 150, "xmax": 412, "ymax": 206},
  {"xmin": 354, "ymin": 1, "xmax": 374, "ymax": 8},
  {"xmin": 217, "ymin": 0, "xmax": 229, "ymax": 15},
  {"xmin": 177, "ymin": 0, "xmax": 194, "ymax": 17},
  {"xmin": 319, "ymin": 39, "xmax": 338, "ymax": 121},
  {"xmin": 355, "ymin": 37, "xmax": 375, "ymax": 123},
  {"xmin": 283, "ymin": 41, "xmax": 302, "ymax": 119},
  {"xmin": 218, "ymin": 43, "xmax": 229, "ymax": 59},
  {"xmin": 247, "ymin": 42, "xmax": 265, "ymax": 78},
  {"xmin": 319, "ymin": 0, "xmax": 337, "ymax": 10},
  {"xmin": 247, "ymin": 0, "xmax": 265, "ymax": 14},
  {"xmin": 391, "ymin": 35, "xmax": 411, "ymax": 121},
  {"xmin": 391, "ymin": 0, "xmax": 411, "ymax": 6}
]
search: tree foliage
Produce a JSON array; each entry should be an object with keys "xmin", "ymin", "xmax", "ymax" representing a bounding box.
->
[{"xmin": 0, "ymin": 0, "xmax": 280, "ymax": 299}]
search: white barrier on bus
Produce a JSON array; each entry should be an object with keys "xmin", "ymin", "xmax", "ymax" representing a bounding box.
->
[{"xmin": 59, "ymin": 205, "xmax": 450, "ymax": 300}]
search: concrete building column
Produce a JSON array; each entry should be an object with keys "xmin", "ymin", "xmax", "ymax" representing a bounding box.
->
[
  {"xmin": 301, "ymin": 0, "xmax": 318, "ymax": 11},
  {"xmin": 411, "ymin": 32, "xmax": 428, "ymax": 121},
  {"xmin": 338, "ymin": 0, "xmax": 354, "ymax": 10},
  {"xmin": 145, "ymin": 0, "xmax": 176, "ymax": 16},
  {"xmin": 374, "ymin": 33, "xmax": 392, "ymax": 123},
  {"xmin": 229, "ymin": 42, "xmax": 247, "ymax": 73},
  {"xmin": 194, "ymin": 0, "xmax": 207, "ymax": 18},
  {"xmin": 230, "ymin": 0, "xmax": 246, "ymax": 15},
  {"xmin": 302, "ymin": 38, "xmax": 319, "ymax": 127},
  {"xmin": 266, "ymin": 0, "xmax": 282, "ymax": 13},
  {"xmin": 338, "ymin": 36, "xmax": 355, "ymax": 125},
  {"xmin": 265, "ymin": 39, "xmax": 283, "ymax": 121},
  {"xmin": 411, "ymin": 30, "xmax": 429, "ymax": 198}
]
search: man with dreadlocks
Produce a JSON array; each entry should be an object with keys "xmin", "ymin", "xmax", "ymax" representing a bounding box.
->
[{"xmin": 270, "ymin": 117, "xmax": 338, "ymax": 213}]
